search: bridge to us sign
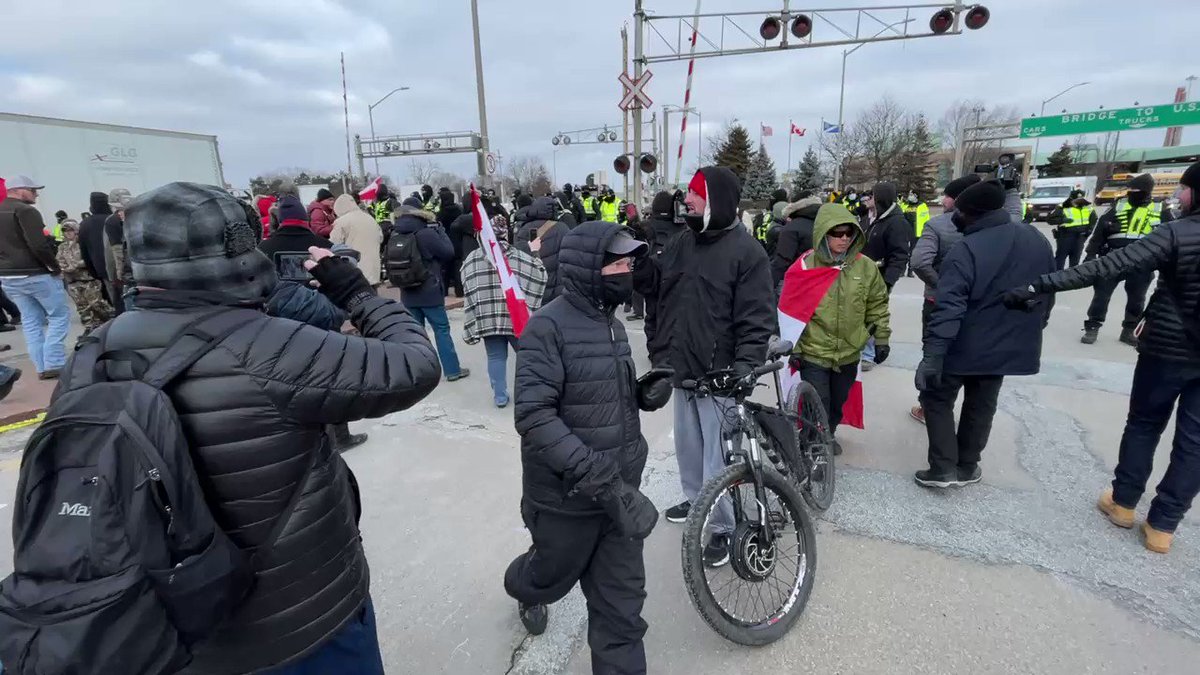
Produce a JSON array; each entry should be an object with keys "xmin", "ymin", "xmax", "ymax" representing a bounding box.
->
[{"xmin": 1019, "ymin": 101, "xmax": 1200, "ymax": 139}]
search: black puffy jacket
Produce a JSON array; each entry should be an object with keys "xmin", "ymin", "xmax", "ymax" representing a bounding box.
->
[
  {"xmin": 514, "ymin": 197, "xmax": 570, "ymax": 303},
  {"xmin": 862, "ymin": 205, "xmax": 911, "ymax": 288},
  {"xmin": 770, "ymin": 199, "xmax": 821, "ymax": 286},
  {"xmin": 1033, "ymin": 210, "xmax": 1200, "ymax": 364},
  {"xmin": 515, "ymin": 221, "xmax": 648, "ymax": 514},
  {"xmin": 103, "ymin": 290, "xmax": 441, "ymax": 674},
  {"xmin": 644, "ymin": 167, "xmax": 774, "ymax": 385}
]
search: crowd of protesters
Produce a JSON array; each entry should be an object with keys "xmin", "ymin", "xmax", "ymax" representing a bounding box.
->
[{"xmin": 0, "ymin": 154, "xmax": 1197, "ymax": 675}]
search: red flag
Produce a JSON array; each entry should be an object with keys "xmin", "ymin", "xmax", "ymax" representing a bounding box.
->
[
  {"xmin": 777, "ymin": 251, "xmax": 865, "ymax": 429},
  {"xmin": 790, "ymin": 123, "xmax": 806, "ymax": 137},
  {"xmin": 471, "ymin": 184, "xmax": 531, "ymax": 337},
  {"xmin": 0, "ymin": 177, "xmax": 6, "ymax": 202},
  {"xmin": 358, "ymin": 177, "xmax": 382, "ymax": 201},
  {"xmin": 761, "ymin": 124, "xmax": 774, "ymax": 137}
]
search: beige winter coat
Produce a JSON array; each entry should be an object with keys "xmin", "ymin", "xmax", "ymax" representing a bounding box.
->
[{"xmin": 330, "ymin": 194, "xmax": 384, "ymax": 285}]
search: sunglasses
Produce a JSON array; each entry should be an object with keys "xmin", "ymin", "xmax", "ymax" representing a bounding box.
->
[{"xmin": 827, "ymin": 229, "xmax": 855, "ymax": 239}]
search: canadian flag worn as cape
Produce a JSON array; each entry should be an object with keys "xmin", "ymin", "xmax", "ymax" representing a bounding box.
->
[
  {"xmin": 358, "ymin": 177, "xmax": 382, "ymax": 202},
  {"xmin": 777, "ymin": 250, "xmax": 865, "ymax": 429},
  {"xmin": 470, "ymin": 184, "xmax": 531, "ymax": 336}
]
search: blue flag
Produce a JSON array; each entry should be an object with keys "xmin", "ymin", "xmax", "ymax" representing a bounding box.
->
[{"xmin": 822, "ymin": 120, "xmax": 841, "ymax": 134}]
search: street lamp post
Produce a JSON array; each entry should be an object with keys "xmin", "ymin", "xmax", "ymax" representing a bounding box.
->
[
  {"xmin": 367, "ymin": 86, "xmax": 411, "ymax": 175},
  {"xmin": 1032, "ymin": 81, "xmax": 1090, "ymax": 169},
  {"xmin": 834, "ymin": 18, "xmax": 914, "ymax": 190},
  {"xmin": 663, "ymin": 104, "xmax": 701, "ymax": 187}
]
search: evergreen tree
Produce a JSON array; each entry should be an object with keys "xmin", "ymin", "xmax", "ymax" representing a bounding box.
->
[
  {"xmin": 1041, "ymin": 142, "xmax": 1073, "ymax": 178},
  {"xmin": 713, "ymin": 123, "xmax": 755, "ymax": 186},
  {"xmin": 895, "ymin": 114, "xmax": 936, "ymax": 202},
  {"xmin": 744, "ymin": 142, "xmax": 778, "ymax": 201},
  {"xmin": 791, "ymin": 146, "xmax": 825, "ymax": 196}
]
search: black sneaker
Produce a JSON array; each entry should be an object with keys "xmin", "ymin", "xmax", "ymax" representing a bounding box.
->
[
  {"xmin": 704, "ymin": 534, "xmax": 731, "ymax": 567},
  {"xmin": 956, "ymin": 464, "xmax": 982, "ymax": 486},
  {"xmin": 914, "ymin": 469, "xmax": 956, "ymax": 488},
  {"xmin": 518, "ymin": 602, "xmax": 548, "ymax": 636},
  {"xmin": 1118, "ymin": 328, "xmax": 1138, "ymax": 347},
  {"xmin": 664, "ymin": 501, "xmax": 691, "ymax": 523},
  {"xmin": 1080, "ymin": 327, "xmax": 1098, "ymax": 344},
  {"xmin": 447, "ymin": 367, "xmax": 471, "ymax": 382}
]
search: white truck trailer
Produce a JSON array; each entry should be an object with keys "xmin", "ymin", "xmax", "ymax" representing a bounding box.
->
[{"xmin": 0, "ymin": 112, "xmax": 225, "ymax": 222}]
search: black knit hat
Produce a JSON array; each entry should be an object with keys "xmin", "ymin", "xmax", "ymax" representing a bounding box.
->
[
  {"xmin": 316, "ymin": 188, "xmax": 334, "ymax": 202},
  {"xmin": 954, "ymin": 179, "xmax": 1007, "ymax": 216},
  {"xmin": 126, "ymin": 182, "xmax": 277, "ymax": 302},
  {"xmin": 1128, "ymin": 173, "xmax": 1155, "ymax": 195},
  {"xmin": 943, "ymin": 174, "xmax": 982, "ymax": 200},
  {"xmin": 1182, "ymin": 160, "xmax": 1200, "ymax": 192},
  {"xmin": 277, "ymin": 194, "xmax": 307, "ymax": 223}
]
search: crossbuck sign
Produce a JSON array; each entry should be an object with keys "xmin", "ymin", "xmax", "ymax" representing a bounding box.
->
[{"xmin": 619, "ymin": 71, "xmax": 653, "ymax": 111}]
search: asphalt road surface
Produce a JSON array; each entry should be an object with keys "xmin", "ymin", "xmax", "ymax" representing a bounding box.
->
[{"xmin": 1, "ymin": 227, "xmax": 1196, "ymax": 674}]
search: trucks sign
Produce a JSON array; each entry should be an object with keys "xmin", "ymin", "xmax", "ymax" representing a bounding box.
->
[{"xmin": 1019, "ymin": 101, "xmax": 1200, "ymax": 139}]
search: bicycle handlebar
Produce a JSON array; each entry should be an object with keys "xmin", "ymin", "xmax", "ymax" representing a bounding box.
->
[
  {"xmin": 753, "ymin": 360, "xmax": 785, "ymax": 377},
  {"xmin": 680, "ymin": 360, "xmax": 784, "ymax": 393}
]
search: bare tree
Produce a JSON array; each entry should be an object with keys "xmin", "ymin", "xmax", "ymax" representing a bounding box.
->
[
  {"xmin": 407, "ymin": 159, "xmax": 439, "ymax": 186},
  {"xmin": 429, "ymin": 170, "xmax": 468, "ymax": 196},
  {"xmin": 1070, "ymin": 134, "xmax": 1094, "ymax": 163},
  {"xmin": 857, "ymin": 97, "xmax": 911, "ymax": 184},
  {"xmin": 937, "ymin": 99, "xmax": 1021, "ymax": 173},
  {"xmin": 502, "ymin": 155, "xmax": 552, "ymax": 195}
]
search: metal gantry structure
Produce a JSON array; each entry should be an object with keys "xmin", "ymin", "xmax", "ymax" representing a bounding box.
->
[
  {"xmin": 630, "ymin": 1, "xmax": 990, "ymax": 204},
  {"xmin": 354, "ymin": 131, "xmax": 483, "ymax": 179}
]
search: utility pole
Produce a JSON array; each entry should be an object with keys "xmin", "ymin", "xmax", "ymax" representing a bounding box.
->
[
  {"xmin": 621, "ymin": 25, "xmax": 630, "ymax": 199},
  {"xmin": 340, "ymin": 52, "xmax": 352, "ymax": 194},
  {"xmin": 470, "ymin": 0, "xmax": 491, "ymax": 186},
  {"xmin": 632, "ymin": 0, "xmax": 645, "ymax": 209}
]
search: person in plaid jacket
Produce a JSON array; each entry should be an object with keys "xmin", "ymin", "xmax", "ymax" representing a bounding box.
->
[{"xmin": 462, "ymin": 219, "xmax": 547, "ymax": 407}]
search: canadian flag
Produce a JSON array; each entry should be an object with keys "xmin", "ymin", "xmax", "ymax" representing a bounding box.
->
[
  {"xmin": 358, "ymin": 176, "xmax": 382, "ymax": 202},
  {"xmin": 471, "ymin": 184, "xmax": 531, "ymax": 337},
  {"xmin": 777, "ymin": 251, "xmax": 865, "ymax": 429},
  {"xmin": 0, "ymin": 177, "xmax": 6, "ymax": 202},
  {"xmin": 791, "ymin": 123, "xmax": 806, "ymax": 137}
]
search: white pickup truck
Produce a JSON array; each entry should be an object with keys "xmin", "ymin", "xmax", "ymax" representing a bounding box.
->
[{"xmin": 1026, "ymin": 176, "xmax": 1097, "ymax": 222}]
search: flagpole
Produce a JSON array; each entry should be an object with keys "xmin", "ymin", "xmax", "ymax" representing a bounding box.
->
[{"xmin": 788, "ymin": 119, "xmax": 793, "ymax": 172}]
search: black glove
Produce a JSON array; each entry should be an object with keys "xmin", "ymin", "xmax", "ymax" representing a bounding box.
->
[
  {"xmin": 636, "ymin": 368, "xmax": 674, "ymax": 411},
  {"xmin": 307, "ymin": 254, "xmax": 375, "ymax": 309},
  {"xmin": 1001, "ymin": 285, "xmax": 1040, "ymax": 311},
  {"xmin": 601, "ymin": 484, "xmax": 659, "ymax": 539},
  {"xmin": 914, "ymin": 355, "xmax": 943, "ymax": 392},
  {"xmin": 873, "ymin": 344, "xmax": 890, "ymax": 365},
  {"xmin": 567, "ymin": 451, "xmax": 622, "ymax": 500}
]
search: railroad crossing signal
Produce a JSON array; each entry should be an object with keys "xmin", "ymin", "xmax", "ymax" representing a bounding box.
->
[{"xmin": 619, "ymin": 71, "xmax": 653, "ymax": 111}]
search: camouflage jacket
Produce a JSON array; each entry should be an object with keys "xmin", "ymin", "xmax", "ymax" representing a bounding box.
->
[{"xmin": 56, "ymin": 239, "xmax": 97, "ymax": 284}]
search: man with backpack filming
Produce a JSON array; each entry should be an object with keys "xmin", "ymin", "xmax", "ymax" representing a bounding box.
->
[
  {"xmin": 387, "ymin": 195, "xmax": 470, "ymax": 381},
  {"xmin": 0, "ymin": 182, "xmax": 442, "ymax": 674}
]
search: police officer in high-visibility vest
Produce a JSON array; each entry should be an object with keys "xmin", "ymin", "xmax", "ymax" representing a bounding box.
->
[
  {"xmin": 45, "ymin": 210, "xmax": 67, "ymax": 243},
  {"xmin": 598, "ymin": 187, "xmax": 623, "ymax": 223},
  {"xmin": 580, "ymin": 189, "xmax": 599, "ymax": 221},
  {"xmin": 419, "ymin": 184, "xmax": 439, "ymax": 212},
  {"xmin": 1080, "ymin": 173, "xmax": 1171, "ymax": 346},
  {"xmin": 1047, "ymin": 190, "xmax": 1096, "ymax": 270}
]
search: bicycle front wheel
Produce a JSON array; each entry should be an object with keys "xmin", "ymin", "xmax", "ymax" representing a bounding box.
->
[
  {"xmin": 681, "ymin": 463, "xmax": 817, "ymax": 646},
  {"xmin": 787, "ymin": 380, "xmax": 836, "ymax": 511}
]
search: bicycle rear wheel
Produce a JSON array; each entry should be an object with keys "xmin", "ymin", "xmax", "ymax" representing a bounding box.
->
[
  {"xmin": 787, "ymin": 381, "xmax": 836, "ymax": 511},
  {"xmin": 681, "ymin": 463, "xmax": 817, "ymax": 646}
]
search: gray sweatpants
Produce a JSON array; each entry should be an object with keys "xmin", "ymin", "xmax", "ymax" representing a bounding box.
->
[{"xmin": 674, "ymin": 389, "xmax": 734, "ymax": 534}]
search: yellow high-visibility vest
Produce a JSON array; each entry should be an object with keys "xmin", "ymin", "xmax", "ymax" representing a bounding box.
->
[
  {"xmin": 599, "ymin": 199, "xmax": 621, "ymax": 222},
  {"xmin": 1111, "ymin": 201, "xmax": 1162, "ymax": 239},
  {"xmin": 914, "ymin": 203, "xmax": 930, "ymax": 237},
  {"xmin": 1062, "ymin": 206, "xmax": 1093, "ymax": 228}
]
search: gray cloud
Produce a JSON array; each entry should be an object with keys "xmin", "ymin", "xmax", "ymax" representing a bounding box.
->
[{"xmin": 3, "ymin": 0, "xmax": 1197, "ymax": 190}]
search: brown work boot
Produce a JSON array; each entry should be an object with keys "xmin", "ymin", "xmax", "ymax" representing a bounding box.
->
[
  {"xmin": 909, "ymin": 405, "xmax": 925, "ymax": 424},
  {"xmin": 1097, "ymin": 489, "xmax": 1135, "ymax": 529},
  {"xmin": 1141, "ymin": 522, "xmax": 1173, "ymax": 554}
]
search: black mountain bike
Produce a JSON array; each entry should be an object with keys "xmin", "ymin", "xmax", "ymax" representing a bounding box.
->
[{"xmin": 679, "ymin": 340, "xmax": 825, "ymax": 646}]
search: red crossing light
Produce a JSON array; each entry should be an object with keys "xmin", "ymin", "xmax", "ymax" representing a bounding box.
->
[
  {"xmin": 929, "ymin": 8, "xmax": 954, "ymax": 34},
  {"xmin": 790, "ymin": 14, "xmax": 812, "ymax": 39},
  {"xmin": 965, "ymin": 5, "xmax": 990, "ymax": 30},
  {"xmin": 759, "ymin": 16, "xmax": 782, "ymax": 41},
  {"xmin": 639, "ymin": 154, "xmax": 658, "ymax": 174},
  {"xmin": 614, "ymin": 155, "xmax": 631, "ymax": 175}
]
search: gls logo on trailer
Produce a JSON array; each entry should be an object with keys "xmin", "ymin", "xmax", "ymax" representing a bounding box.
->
[{"xmin": 59, "ymin": 502, "xmax": 91, "ymax": 517}]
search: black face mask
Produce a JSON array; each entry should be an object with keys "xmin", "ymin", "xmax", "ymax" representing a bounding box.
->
[
  {"xmin": 951, "ymin": 211, "xmax": 969, "ymax": 232},
  {"xmin": 1128, "ymin": 190, "xmax": 1151, "ymax": 207},
  {"xmin": 601, "ymin": 272, "xmax": 634, "ymax": 308}
]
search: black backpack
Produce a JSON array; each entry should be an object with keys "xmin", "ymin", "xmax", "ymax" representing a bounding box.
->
[
  {"xmin": 387, "ymin": 230, "xmax": 429, "ymax": 289},
  {"xmin": 0, "ymin": 309, "xmax": 262, "ymax": 675}
]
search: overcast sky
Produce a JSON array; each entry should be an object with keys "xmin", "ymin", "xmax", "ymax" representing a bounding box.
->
[{"xmin": 4, "ymin": 0, "xmax": 1197, "ymax": 189}]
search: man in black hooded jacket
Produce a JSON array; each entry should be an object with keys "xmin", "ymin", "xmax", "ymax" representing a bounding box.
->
[
  {"xmin": 861, "ymin": 181, "xmax": 912, "ymax": 291},
  {"xmin": 770, "ymin": 194, "xmax": 823, "ymax": 288},
  {"xmin": 77, "ymin": 191, "xmax": 117, "ymax": 310},
  {"xmin": 635, "ymin": 191, "xmax": 686, "ymax": 345},
  {"xmin": 641, "ymin": 166, "xmax": 774, "ymax": 565},
  {"xmin": 505, "ymin": 221, "xmax": 666, "ymax": 673},
  {"xmin": 514, "ymin": 196, "xmax": 571, "ymax": 303}
]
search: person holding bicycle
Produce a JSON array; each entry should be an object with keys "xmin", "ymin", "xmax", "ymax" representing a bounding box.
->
[
  {"xmin": 504, "ymin": 222, "xmax": 670, "ymax": 674},
  {"xmin": 784, "ymin": 203, "xmax": 891, "ymax": 452}
]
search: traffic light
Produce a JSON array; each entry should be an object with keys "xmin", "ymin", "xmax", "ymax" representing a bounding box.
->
[
  {"xmin": 790, "ymin": 14, "xmax": 812, "ymax": 39},
  {"xmin": 639, "ymin": 154, "xmax": 657, "ymax": 174},
  {"xmin": 929, "ymin": 8, "xmax": 954, "ymax": 33},
  {"xmin": 759, "ymin": 16, "xmax": 781, "ymax": 41},
  {"xmin": 613, "ymin": 154, "xmax": 631, "ymax": 175},
  {"xmin": 964, "ymin": 5, "xmax": 990, "ymax": 29}
]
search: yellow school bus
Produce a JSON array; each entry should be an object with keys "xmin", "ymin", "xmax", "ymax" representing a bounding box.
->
[{"xmin": 1095, "ymin": 173, "xmax": 1134, "ymax": 205}]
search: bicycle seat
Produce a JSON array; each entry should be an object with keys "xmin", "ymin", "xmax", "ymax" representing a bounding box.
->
[{"xmin": 767, "ymin": 337, "xmax": 794, "ymax": 360}]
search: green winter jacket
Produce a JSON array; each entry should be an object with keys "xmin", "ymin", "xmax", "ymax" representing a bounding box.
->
[{"xmin": 794, "ymin": 204, "xmax": 891, "ymax": 369}]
